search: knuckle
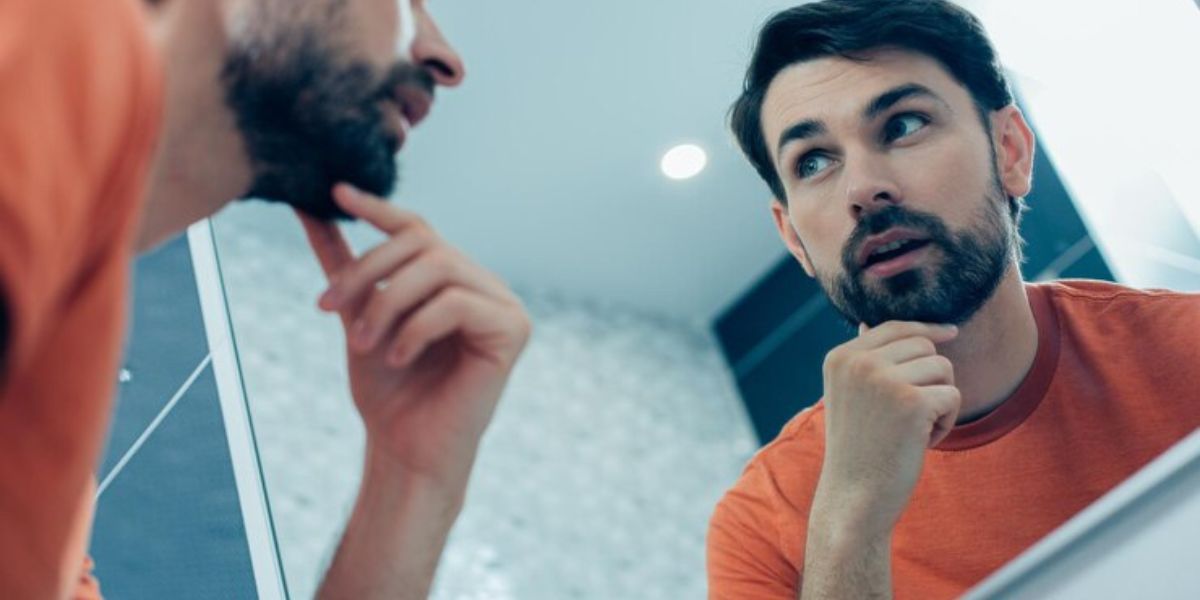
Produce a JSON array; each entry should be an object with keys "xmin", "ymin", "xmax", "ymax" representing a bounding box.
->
[
  {"xmin": 405, "ymin": 214, "xmax": 430, "ymax": 232},
  {"xmin": 823, "ymin": 349, "xmax": 845, "ymax": 374},
  {"xmin": 422, "ymin": 248, "xmax": 454, "ymax": 274},
  {"xmin": 443, "ymin": 286, "xmax": 470, "ymax": 309},
  {"xmin": 894, "ymin": 385, "xmax": 923, "ymax": 408},
  {"xmin": 848, "ymin": 353, "xmax": 881, "ymax": 378}
]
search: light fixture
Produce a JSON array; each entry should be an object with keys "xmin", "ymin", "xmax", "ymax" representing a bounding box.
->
[{"xmin": 661, "ymin": 144, "xmax": 708, "ymax": 180}]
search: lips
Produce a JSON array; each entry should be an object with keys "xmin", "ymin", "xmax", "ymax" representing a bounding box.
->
[
  {"xmin": 391, "ymin": 82, "xmax": 433, "ymax": 129},
  {"xmin": 857, "ymin": 228, "xmax": 932, "ymax": 269}
]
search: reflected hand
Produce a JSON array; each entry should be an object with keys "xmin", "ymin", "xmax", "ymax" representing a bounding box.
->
[
  {"xmin": 816, "ymin": 321, "xmax": 960, "ymax": 539},
  {"xmin": 297, "ymin": 184, "xmax": 531, "ymax": 493}
]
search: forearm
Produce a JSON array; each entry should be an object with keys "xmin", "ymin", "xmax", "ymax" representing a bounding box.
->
[
  {"xmin": 317, "ymin": 448, "xmax": 468, "ymax": 600},
  {"xmin": 799, "ymin": 493, "xmax": 893, "ymax": 600}
]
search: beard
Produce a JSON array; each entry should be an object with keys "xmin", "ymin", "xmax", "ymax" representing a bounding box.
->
[
  {"xmin": 221, "ymin": 27, "xmax": 433, "ymax": 221},
  {"xmin": 816, "ymin": 187, "xmax": 1015, "ymax": 328}
]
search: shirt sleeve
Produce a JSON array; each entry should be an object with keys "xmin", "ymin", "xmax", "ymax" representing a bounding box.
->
[
  {"xmin": 707, "ymin": 463, "xmax": 801, "ymax": 600},
  {"xmin": 0, "ymin": 0, "xmax": 160, "ymax": 597}
]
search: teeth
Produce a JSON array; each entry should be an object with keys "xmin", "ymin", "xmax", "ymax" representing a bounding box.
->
[{"xmin": 871, "ymin": 240, "xmax": 910, "ymax": 256}]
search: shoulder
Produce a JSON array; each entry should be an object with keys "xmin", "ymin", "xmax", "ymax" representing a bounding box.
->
[
  {"xmin": 0, "ymin": 0, "xmax": 161, "ymax": 373},
  {"xmin": 1039, "ymin": 279, "xmax": 1198, "ymax": 307},
  {"xmin": 708, "ymin": 404, "xmax": 826, "ymax": 593},
  {"xmin": 721, "ymin": 402, "xmax": 827, "ymax": 513},
  {"xmin": 1036, "ymin": 279, "xmax": 1200, "ymax": 363},
  {"xmin": 1038, "ymin": 279, "xmax": 1199, "ymax": 327}
]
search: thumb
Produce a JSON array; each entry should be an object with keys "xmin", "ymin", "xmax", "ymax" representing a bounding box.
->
[{"xmin": 858, "ymin": 322, "xmax": 870, "ymax": 336}]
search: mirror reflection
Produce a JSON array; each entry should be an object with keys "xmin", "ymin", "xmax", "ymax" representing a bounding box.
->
[{"xmin": 4, "ymin": 0, "xmax": 1196, "ymax": 598}]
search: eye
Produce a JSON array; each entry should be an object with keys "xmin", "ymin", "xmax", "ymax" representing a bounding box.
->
[
  {"xmin": 796, "ymin": 152, "xmax": 834, "ymax": 180},
  {"xmin": 883, "ymin": 113, "xmax": 930, "ymax": 143}
]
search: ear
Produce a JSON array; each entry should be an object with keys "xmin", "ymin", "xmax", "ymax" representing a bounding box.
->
[
  {"xmin": 991, "ymin": 106, "xmax": 1036, "ymax": 199},
  {"xmin": 771, "ymin": 199, "xmax": 816, "ymax": 278}
]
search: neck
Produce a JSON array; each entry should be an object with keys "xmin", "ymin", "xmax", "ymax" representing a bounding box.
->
[
  {"xmin": 138, "ymin": 0, "xmax": 251, "ymax": 252},
  {"xmin": 936, "ymin": 266, "xmax": 1039, "ymax": 422}
]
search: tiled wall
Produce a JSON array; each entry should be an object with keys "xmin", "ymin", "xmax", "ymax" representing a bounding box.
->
[{"xmin": 214, "ymin": 203, "xmax": 759, "ymax": 599}]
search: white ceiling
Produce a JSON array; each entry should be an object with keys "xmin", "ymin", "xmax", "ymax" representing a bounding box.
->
[
  {"xmin": 380, "ymin": 0, "xmax": 800, "ymax": 324},
  {"xmin": 355, "ymin": 0, "xmax": 1200, "ymax": 325}
]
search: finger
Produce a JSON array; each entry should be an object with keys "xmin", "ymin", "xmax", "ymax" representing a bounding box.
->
[
  {"xmin": 321, "ymin": 228, "xmax": 429, "ymax": 312},
  {"xmin": 858, "ymin": 322, "xmax": 869, "ymax": 336},
  {"xmin": 890, "ymin": 354, "xmax": 955, "ymax": 387},
  {"xmin": 857, "ymin": 321, "xmax": 958, "ymax": 349},
  {"xmin": 349, "ymin": 252, "xmax": 463, "ymax": 353},
  {"xmin": 332, "ymin": 183, "xmax": 425, "ymax": 235},
  {"xmin": 297, "ymin": 209, "xmax": 355, "ymax": 281},
  {"xmin": 387, "ymin": 287, "xmax": 521, "ymax": 368},
  {"xmin": 874, "ymin": 336, "xmax": 939, "ymax": 365},
  {"xmin": 921, "ymin": 385, "xmax": 962, "ymax": 448}
]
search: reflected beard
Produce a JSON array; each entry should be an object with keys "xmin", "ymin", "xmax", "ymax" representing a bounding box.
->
[
  {"xmin": 820, "ymin": 195, "xmax": 1013, "ymax": 328},
  {"xmin": 222, "ymin": 29, "xmax": 428, "ymax": 221}
]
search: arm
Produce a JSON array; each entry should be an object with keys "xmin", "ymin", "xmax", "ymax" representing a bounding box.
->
[
  {"xmin": 798, "ymin": 322, "xmax": 961, "ymax": 600},
  {"xmin": 317, "ymin": 451, "xmax": 463, "ymax": 599},
  {"xmin": 299, "ymin": 184, "xmax": 530, "ymax": 600}
]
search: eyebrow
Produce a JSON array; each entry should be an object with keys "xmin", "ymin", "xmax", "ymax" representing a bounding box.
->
[
  {"xmin": 863, "ymin": 83, "xmax": 945, "ymax": 121},
  {"xmin": 774, "ymin": 83, "xmax": 949, "ymax": 159}
]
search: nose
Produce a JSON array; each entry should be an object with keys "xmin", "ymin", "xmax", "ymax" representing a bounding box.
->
[
  {"xmin": 843, "ymin": 153, "xmax": 903, "ymax": 221},
  {"xmin": 412, "ymin": 10, "xmax": 465, "ymax": 87}
]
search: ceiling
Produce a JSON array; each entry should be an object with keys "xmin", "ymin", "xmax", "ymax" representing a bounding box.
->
[
  {"xmin": 372, "ymin": 0, "xmax": 801, "ymax": 324},
  {"xmin": 337, "ymin": 0, "xmax": 1199, "ymax": 325}
]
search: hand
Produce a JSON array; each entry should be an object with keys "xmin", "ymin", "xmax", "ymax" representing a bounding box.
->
[
  {"xmin": 297, "ymin": 184, "xmax": 531, "ymax": 494},
  {"xmin": 814, "ymin": 321, "xmax": 961, "ymax": 542}
]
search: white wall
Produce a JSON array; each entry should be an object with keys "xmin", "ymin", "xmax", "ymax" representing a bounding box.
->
[{"xmin": 963, "ymin": 0, "xmax": 1200, "ymax": 289}]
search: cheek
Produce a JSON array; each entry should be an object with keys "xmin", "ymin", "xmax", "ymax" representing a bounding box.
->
[
  {"xmin": 898, "ymin": 136, "xmax": 993, "ymax": 223},
  {"xmin": 792, "ymin": 206, "xmax": 852, "ymax": 269},
  {"xmin": 348, "ymin": 0, "xmax": 402, "ymax": 68}
]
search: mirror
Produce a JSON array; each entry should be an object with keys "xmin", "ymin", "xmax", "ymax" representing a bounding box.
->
[{"xmin": 207, "ymin": 0, "xmax": 1200, "ymax": 597}]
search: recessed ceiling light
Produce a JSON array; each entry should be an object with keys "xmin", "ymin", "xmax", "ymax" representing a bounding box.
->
[{"xmin": 661, "ymin": 144, "xmax": 708, "ymax": 180}]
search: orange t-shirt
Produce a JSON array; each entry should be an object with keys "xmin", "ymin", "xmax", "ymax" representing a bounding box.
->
[
  {"xmin": 0, "ymin": 0, "xmax": 162, "ymax": 597},
  {"xmin": 707, "ymin": 280, "xmax": 1200, "ymax": 599}
]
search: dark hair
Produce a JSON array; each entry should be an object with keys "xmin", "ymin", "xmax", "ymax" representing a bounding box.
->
[{"xmin": 731, "ymin": 0, "xmax": 1014, "ymax": 204}]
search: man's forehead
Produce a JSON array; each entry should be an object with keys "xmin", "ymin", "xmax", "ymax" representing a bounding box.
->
[{"xmin": 761, "ymin": 49, "xmax": 958, "ymax": 135}]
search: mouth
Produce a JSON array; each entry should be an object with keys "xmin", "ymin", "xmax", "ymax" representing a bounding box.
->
[
  {"xmin": 382, "ymin": 83, "xmax": 434, "ymax": 150},
  {"xmin": 857, "ymin": 229, "xmax": 933, "ymax": 276}
]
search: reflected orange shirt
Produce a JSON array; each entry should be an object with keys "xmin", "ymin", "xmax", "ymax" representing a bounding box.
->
[
  {"xmin": 708, "ymin": 281, "xmax": 1200, "ymax": 599},
  {"xmin": 0, "ymin": 0, "xmax": 162, "ymax": 597}
]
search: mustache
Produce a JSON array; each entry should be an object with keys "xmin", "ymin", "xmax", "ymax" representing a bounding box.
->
[
  {"xmin": 841, "ymin": 205, "xmax": 952, "ymax": 274},
  {"xmin": 376, "ymin": 60, "xmax": 435, "ymax": 100}
]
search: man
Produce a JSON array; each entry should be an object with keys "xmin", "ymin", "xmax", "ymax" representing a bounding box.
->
[
  {"xmin": 0, "ymin": 0, "xmax": 530, "ymax": 598},
  {"xmin": 707, "ymin": 1, "xmax": 1200, "ymax": 598}
]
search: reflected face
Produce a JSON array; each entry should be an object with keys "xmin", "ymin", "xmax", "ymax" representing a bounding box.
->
[
  {"xmin": 761, "ymin": 50, "xmax": 1017, "ymax": 326},
  {"xmin": 222, "ymin": 0, "xmax": 464, "ymax": 220}
]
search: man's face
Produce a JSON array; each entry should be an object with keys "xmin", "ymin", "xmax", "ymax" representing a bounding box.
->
[
  {"xmin": 761, "ymin": 49, "xmax": 1017, "ymax": 327},
  {"xmin": 222, "ymin": 0, "xmax": 464, "ymax": 220}
]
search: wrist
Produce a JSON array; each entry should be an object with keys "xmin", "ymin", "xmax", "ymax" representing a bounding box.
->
[
  {"xmin": 360, "ymin": 447, "xmax": 468, "ymax": 521},
  {"xmin": 808, "ymin": 484, "xmax": 893, "ymax": 553}
]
